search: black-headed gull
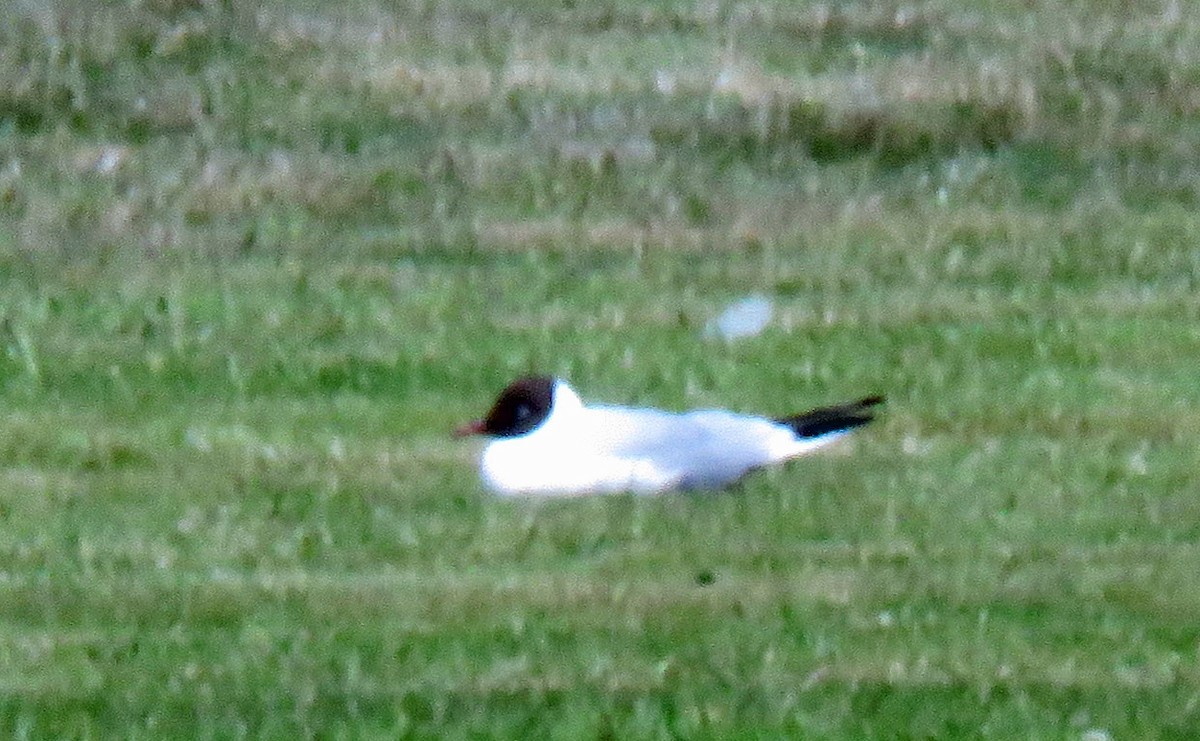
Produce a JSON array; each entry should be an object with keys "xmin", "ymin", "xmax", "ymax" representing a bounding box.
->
[{"xmin": 455, "ymin": 376, "xmax": 882, "ymax": 496}]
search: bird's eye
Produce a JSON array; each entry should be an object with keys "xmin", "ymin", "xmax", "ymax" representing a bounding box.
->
[{"xmin": 515, "ymin": 404, "xmax": 531, "ymax": 421}]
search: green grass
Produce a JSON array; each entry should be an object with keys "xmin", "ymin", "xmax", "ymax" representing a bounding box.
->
[{"xmin": 2, "ymin": 0, "xmax": 1200, "ymax": 737}]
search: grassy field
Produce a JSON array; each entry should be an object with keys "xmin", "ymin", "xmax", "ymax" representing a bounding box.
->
[{"xmin": 2, "ymin": 0, "xmax": 1200, "ymax": 737}]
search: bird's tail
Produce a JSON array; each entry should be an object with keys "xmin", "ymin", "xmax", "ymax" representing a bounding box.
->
[{"xmin": 775, "ymin": 396, "xmax": 884, "ymax": 439}]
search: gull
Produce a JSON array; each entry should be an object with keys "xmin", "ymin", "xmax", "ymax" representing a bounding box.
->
[{"xmin": 455, "ymin": 376, "xmax": 882, "ymax": 496}]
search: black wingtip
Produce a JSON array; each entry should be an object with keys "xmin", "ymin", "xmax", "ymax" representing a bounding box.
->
[{"xmin": 775, "ymin": 395, "xmax": 885, "ymax": 439}]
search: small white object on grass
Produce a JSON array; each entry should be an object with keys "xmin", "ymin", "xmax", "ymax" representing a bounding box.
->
[{"xmin": 704, "ymin": 294, "xmax": 774, "ymax": 341}]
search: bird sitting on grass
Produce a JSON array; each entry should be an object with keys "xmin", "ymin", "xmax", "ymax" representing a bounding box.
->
[{"xmin": 455, "ymin": 376, "xmax": 882, "ymax": 496}]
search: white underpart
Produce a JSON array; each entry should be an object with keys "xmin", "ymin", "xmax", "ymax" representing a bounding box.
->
[{"xmin": 480, "ymin": 381, "xmax": 849, "ymax": 496}]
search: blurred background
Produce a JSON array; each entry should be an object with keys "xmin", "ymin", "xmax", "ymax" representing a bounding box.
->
[{"xmin": 0, "ymin": 0, "xmax": 1198, "ymax": 737}]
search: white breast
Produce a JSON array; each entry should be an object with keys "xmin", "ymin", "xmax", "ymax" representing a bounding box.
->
[{"xmin": 480, "ymin": 434, "xmax": 681, "ymax": 495}]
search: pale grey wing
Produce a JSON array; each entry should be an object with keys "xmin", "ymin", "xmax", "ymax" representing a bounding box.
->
[
  {"xmin": 671, "ymin": 410, "xmax": 793, "ymax": 488},
  {"xmin": 589, "ymin": 407, "xmax": 787, "ymax": 489}
]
